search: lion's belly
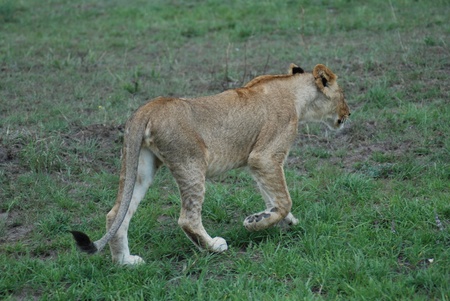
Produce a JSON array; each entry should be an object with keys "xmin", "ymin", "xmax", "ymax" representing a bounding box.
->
[{"xmin": 205, "ymin": 152, "xmax": 248, "ymax": 178}]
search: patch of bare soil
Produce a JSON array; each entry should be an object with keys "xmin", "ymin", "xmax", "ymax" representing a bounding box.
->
[
  {"xmin": 0, "ymin": 135, "xmax": 32, "ymax": 244},
  {"xmin": 0, "ymin": 123, "xmax": 124, "ymax": 176},
  {"xmin": 69, "ymin": 123, "xmax": 125, "ymax": 173},
  {"xmin": 290, "ymin": 121, "xmax": 402, "ymax": 173},
  {"xmin": 0, "ymin": 123, "xmax": 124, "ymax": 244},
  {"xmin": 0, "ymin": 211, "xmax": 34, "ymax": 244},
  {"xmin": 71, "ymin": 123, "xmax": 124, "ymax": 144},
  {"xmin": 77, "ymin": 123, "xmax": 123, "ymax": 140},
  {"xmin": 0, "ymin": 134, "xmax": 27, "ymax": 175}
]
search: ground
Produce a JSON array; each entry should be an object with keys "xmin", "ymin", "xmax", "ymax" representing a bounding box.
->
[{"xmin": 0, "ymin": 0, "xmax": 449, "ymax": 299}]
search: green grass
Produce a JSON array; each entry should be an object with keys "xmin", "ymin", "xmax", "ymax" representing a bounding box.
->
[{"xmin": 1, "ymin": 0, "xmax": 449, "ymax": 299}]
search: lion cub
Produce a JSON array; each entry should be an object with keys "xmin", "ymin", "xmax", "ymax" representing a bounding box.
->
[{"xmin": 71, "ymin": 64, "xmax": 350, "ymax": 265}]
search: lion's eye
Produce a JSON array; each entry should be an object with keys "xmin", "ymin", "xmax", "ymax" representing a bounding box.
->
[{"xmin": 337, "ymin": 119, "xmax": 342, "ymax": 124}]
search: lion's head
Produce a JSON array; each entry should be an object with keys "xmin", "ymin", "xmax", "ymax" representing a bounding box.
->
[{"xmin": 311, "ymin": 64, "xmax": 350, "ymax": 130}]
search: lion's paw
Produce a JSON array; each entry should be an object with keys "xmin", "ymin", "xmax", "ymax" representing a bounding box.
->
[
  {"xmin": 119, "ymin": 255, "xmax": 145, "ymax": 265},
  {"xmin": 243, "ymin": 212, "xmax": 272, "ymax": 231},
  {"xmin": 278, "ymin": 213, "xmax": 299, "ymax": 229},
  {"xmin": 210, "ymin": 237, "xmax": 228, "ymax": 253}
]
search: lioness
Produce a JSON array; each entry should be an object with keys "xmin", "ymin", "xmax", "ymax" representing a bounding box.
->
[{"xmin": 71, "ymin": 64, "xmax": 350, "ymax": 265}]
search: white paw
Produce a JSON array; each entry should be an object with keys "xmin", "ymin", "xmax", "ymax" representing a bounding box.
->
[
  {"xmin": 210, "ymin": 237, "xmax": 228, "ymax": 253},
  {"xmin": 286, "ymin": 212, "xmax": 299, "ymax": 225},
  {"xmin": 119, "ymin": 255, "xmax": 145, "ymax": 265},
  {"xmin": 278, "ymin": 213, "xmax": 299, "ymax": 229}
]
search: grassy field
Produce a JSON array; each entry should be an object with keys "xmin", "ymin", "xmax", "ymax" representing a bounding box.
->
[{"xmin": 1, "ymin": 0, "xmax": 449, "ymax": 299}]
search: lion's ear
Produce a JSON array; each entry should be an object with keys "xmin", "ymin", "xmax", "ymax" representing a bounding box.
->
[
  {"xmin": 289, "ymin": 63, "xmax": 304, "ymax": 75},
  {"xmin": 313, "ymin": 64, "xmax": 337, "ymax": 91}
]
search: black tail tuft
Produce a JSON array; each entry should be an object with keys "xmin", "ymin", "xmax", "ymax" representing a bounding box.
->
[{"xmin": 70, "ymin": 231, "xmax": 98, "ymax": 254}]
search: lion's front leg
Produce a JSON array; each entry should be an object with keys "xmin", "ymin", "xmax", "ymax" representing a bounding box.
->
[
  {"xmin": 256, "ymin": 181, "xmax": 299, "ymax": 229},
  {"xmin": 245, "ymin": 157, "xmax": 296, "ymax": 231},
  {"xmin": 173, "ymin": 164, "xmax": 228, "ymax": 253}
]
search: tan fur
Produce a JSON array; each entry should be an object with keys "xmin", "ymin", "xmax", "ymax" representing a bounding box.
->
[{"xmin": 82, "ymin": 64, "xmax": 350, "ymax": 265}]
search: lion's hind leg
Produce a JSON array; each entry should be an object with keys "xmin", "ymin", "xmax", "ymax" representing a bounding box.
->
[
  {"xmin": 106, "ymin": 147, "xmax": 158, "ymax": 265},
  {"xmin": 172, "ymin": 163, "xmax": 228, "ymax": 253}
]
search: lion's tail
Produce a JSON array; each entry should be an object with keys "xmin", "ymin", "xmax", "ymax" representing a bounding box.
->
[
  {"xmin": 70, "ymin": 230, "xmax": 98, "ymax": 254},
  {"xmin": 70, "ymin": 110, "xmax": 149, "ymax": 255}
]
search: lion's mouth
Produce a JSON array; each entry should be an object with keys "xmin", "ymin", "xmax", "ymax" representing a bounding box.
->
[
  {"xmin": 335, "ymin": 112, "xmax": 351, "ymax": 128},
  {"xmin": 322, "ymin": 114, "xmax": 349, "ymax": 130},
  {"xmin": 336, "ymin": 117, "xmax": 346, "ymax": 127}
]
